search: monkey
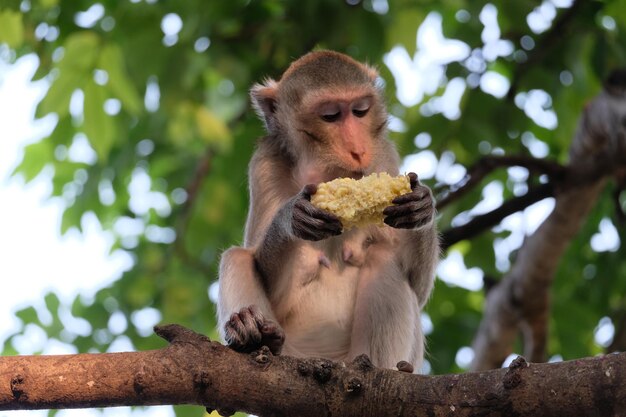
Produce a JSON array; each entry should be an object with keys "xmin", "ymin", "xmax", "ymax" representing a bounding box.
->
[{"xmin": 217, "ymin": 50, "xmax": 439, "ymax": 371}]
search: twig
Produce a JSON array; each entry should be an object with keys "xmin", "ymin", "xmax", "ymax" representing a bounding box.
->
[{"xmin": 506, "ymin": 0, "xmax": 586, "ymax": 100}]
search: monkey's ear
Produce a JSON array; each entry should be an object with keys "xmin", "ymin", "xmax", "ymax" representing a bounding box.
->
[
  {"xmin": 364, "ymin": 64, "xmax": 380, "ymax": 83},
  {"xmin": 250, "ymin": 79, "xmax": 279, "ymax": 133}
]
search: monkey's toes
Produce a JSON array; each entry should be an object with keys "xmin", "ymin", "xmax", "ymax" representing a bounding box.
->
[
  {"xmin": 224, "ymin": 306, "xmax": 266, "ymax": 351},
  {"xmin": 260, "ymin": 322, "xmax": 285, "ymax": 355},
  {"xmin": 396, "ymin": 361, "xmax": 414, "ymax": 373}
]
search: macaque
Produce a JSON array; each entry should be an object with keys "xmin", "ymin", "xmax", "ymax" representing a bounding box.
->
[{"xmin": 217, "ymin": 51, "xmax": 438, "ymax": 371}]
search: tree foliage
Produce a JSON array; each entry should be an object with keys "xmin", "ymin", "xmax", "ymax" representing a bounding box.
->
[{"xmin": 1, "ymin": 0, "xmax": 625, "ymax": 415}]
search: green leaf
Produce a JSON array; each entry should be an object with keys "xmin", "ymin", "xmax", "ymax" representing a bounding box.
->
[
  {"xmin": 11, "ymin": 139, "xmax": 52, "ymax": 182},
  {"xmin": 605, "ymin": 0, "xmax": 626, "ymax": 28},
  {"xmin": 174, "ymin": 405, "xmax": 207, "ymax": 417},
  {"xmin": 98, "ymin": 43, "xmax": 143, "ymax": 115},
  {"xmin": 47, "ymin": 115, "xmax": 75, "ymax": 147},
  {"xmin": 36, "ymin": 72, "xmax": 80, "ymax": 118},
  {"xmin": 0, "ymin": 9, "xmax": 23, "ymax": 48},
  {"xmin": 167, "ymin": 102, "xmax": 196, "ymax": 146},
  {"xmin": 14, "ymin": 306, "xmax": 38, "ymax": 325},
  {"xmin": 59, "ymin": 31, "xmax": 100, "ymax": 72},
  {"xmin": 386, "ymin": 8, "xmax": 424, "ymax": 54},
  {"xmin": 83, "ymin": 80, "xmax": 116, "ymax": 162},
  {"xmin": 44, "ymin": 292, "xmax": 61, "ymax": 317},
  {"xmin": 36, "ymin": 32, "xmax": 101, "ymax": 118},
  {"xmin": 195, "ymin": 106, "xmax": 232, "ymax": 151},
  {"xmin": 39, "ymin": 0, "xmax": 58, "ymax": 7},
  {"xmin": 60, "ymin": 204, "xmax": 81, "ymax": 234}
]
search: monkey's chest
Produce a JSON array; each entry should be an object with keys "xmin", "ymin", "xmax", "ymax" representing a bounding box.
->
[
  {"xmin": 278, "ymin": 242, "xmax": 370, "ymax": 360},
  {"xmin": 275, "ymin": 230, "xmax": 391, "ymax": 360},
  {"xmin": 282, "ymin": 263, "xmax": 361, "ymax": 360}
]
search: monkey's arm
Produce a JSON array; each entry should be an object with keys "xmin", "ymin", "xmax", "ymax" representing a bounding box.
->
[
  {"xmin": 255, "ymin": 184, "xmax": 342, "ymax": 288},
  {"xmin": 399, "ymin": 224, "xmax": 439, "ymax": 307},
  {"xmin": 383, "ymin": 172, "xmax": 439, "ymax": 306},
  {"xmin": 245, "ymin": 149, "xmax": 342, "ymax": 289}
]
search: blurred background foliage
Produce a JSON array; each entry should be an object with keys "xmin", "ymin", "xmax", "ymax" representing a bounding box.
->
[{"xmin": 1, "ymin": 0, "xmax": 625, "ymax": 415}]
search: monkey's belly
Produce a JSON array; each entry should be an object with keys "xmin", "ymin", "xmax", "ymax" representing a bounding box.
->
[{"xmin": 281, "ymin": 266, "xmax": 360, "ymax": 361}]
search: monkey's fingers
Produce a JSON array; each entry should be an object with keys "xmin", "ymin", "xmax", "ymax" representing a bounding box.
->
[
  {"xmin": 293, "ymin": 221, "xmax": 342, "ymax": 241},
  {"xmin": 293, "ymin": 201, "xmax": 343, "ymax": 239},
  {"xmin": 295, "ymin": 199, "xmax": 342, "ymax": 224},
  {"xmin": 301, "ymin": 183, "xmax": 318, "ymax": 199},
  {"xmin": 383, "ymin": 196, "xmax": 432, "ymax": 218},
  {"xmin": 389, "ymin": 186, "xmax": 431, "ymax": 206},
  {"xmin": 407, "ymin": 172, "xmax": 420, "ymax": 190},
  {"xmin": 385, "ymin": 213, "xmax": 433, "ymax": 230},
  {"xmin": 383, "ymin": 199, "xmax": 434, "ymax": 229}
]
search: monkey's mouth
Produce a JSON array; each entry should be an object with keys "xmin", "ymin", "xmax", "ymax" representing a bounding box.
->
[
  {"xmin": 324, "ymin": 168, "xmax": 364, "ymax": 182},
  {"xmin": 349, "ymin": 171, "xmax": 365, "ymax": 180}
]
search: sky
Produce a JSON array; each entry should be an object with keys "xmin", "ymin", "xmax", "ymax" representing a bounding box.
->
[
  {"xmin": 0, "ymin": 55, "xmax": 132, "ymax": 342},
  {"xmin": 0, "ymin": 55, "xmax": 172, "ymax": 417}
]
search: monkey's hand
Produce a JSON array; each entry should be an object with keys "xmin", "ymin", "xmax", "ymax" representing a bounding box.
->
[
  {"xmin": 383, "ymin": 172, "xmax": 435, "ymax": 230},
  {"xmin": 224, "ymin": 305, "xmax": 285, "ymax": 355},
  {"xmin": 288, "ymin": 184, "xmax": 343, "ymax": 241}
]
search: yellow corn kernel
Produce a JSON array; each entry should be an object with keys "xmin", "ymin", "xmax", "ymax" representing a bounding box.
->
[{"xmin": 311, "ymin": 172, "xmax": 411, "ymax": 230}]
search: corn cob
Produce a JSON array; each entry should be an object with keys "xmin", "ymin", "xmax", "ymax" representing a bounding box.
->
[{"xmin": 311, "ymin": 172, "xmax": 411, "ymax": 230}]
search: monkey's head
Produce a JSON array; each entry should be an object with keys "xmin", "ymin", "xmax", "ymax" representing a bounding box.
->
[{"xmin": 251, "ymin": 51, "xmax": 389, "ymax": 179}]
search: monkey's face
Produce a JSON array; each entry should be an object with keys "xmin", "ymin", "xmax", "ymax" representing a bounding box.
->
[
  {"xmin": 250, "ymin": 51, "xmax": 390, "ymax": 180},
  {"xmin": 291, "ymin": 86, "xmax": 387, "ymax": 178}
]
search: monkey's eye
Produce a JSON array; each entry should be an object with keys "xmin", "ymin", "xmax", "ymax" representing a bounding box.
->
[
  {"xmin": 352, "ymin": 99, "xmax": 371, "ymax": 118},
  {"xmin": 320, "ymin": 112, "xmax": 341, "ymax": 123},
  {"xmin": 352, "ymin": 108, "xmax": 369, "ymax": 118}
]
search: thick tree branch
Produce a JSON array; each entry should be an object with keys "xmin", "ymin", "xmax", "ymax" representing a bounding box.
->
[
  {"xmin": 1, "ymin": 325, "xmax": 625, "ymax": 417},
  {"xmin": 440, "ymin": 183, "xmax": 553, "ymax": 250},
  {"xmin": 437, "ymin": 155, "xmax": 564, "ymax": 211},
  {"xmin": 471, "ymin": 70, "xmax": 626, "ymax": 370}
]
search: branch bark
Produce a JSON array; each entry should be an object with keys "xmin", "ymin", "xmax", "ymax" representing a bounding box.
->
[
  {"xmin": 471, "ymin": 71, "xmax": 626, "ymax": 370},
  {"xmin": 1, "ymin": 325, "xmax": 626, "ymax": 417}
]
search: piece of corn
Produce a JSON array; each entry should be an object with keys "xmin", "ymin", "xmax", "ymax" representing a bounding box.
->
[{"xmin": 311, "ymin": 172, "xmax": 411, "ymax": 230}]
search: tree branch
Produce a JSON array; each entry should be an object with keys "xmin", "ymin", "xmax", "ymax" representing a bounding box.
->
[
  {"xmin": 436, "ymin": 155, "xmax": 564, "ymax": 211},
  {"xmin": 440, "ymin": 182, "xmax": 554, "ymax": 251},
  {"xmin": 471, "ymin": 70, "xmax": 626, "ymax": 370},
  {"xmin": 1, "ymin": 325, "xmax": 625, "ymax": 417}
]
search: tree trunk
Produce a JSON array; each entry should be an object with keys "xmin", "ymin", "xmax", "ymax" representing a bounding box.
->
[{"xmin": 471, "ymin": 71, "xmax": 626, "ymax": 370}]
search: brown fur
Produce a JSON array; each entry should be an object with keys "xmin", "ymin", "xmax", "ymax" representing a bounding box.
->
[{"xmin": 217, "ymin": 51, "xmax": 439, "ymax": 370}]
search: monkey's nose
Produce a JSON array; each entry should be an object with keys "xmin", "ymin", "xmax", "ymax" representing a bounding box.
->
[{"xmin": 351, "ymin": 151, "xmax": 364, "ymax": 163}]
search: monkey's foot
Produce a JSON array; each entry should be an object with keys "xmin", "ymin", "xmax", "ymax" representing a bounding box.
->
[{"xmin": 224, "ymin": 305, "xmax": 285, "ymax": 355}]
